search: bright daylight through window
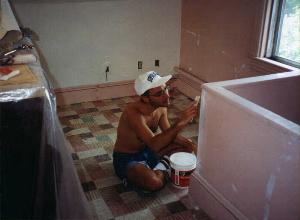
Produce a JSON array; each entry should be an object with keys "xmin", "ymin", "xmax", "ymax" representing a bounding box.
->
[{"xmin": 267, "ymin": 0, "xmax": 300, "ymax": 68}]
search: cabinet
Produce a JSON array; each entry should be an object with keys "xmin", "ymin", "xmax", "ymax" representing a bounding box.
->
[{"xmin": 0, "ymin": 97, "xmax": 53, "ymax": 219}]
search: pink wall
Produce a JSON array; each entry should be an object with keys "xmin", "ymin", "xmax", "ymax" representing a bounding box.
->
[
  {"xmin": 180, "ymin": 0, "xmax": 278, "ymax": 82},
  {"xmin": 190, "ymin": 72, "xmax": 300, "ymax": 220},
  {"xmin": 228, "ymin": 75, "xmax": 300, "ymax": 125}
]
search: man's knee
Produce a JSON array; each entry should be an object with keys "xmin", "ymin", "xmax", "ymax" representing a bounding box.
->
[
  {"xmin": 144, "ymin": 174, "xmax": 165, "ymax": 192},
  {"xmin": 127, "ymin": 165, "xmax": 165, "ymax": 192}
]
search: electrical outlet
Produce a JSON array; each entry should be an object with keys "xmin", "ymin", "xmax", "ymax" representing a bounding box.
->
[
  {"xmin": 105, "ymin": 65, "xmax": 110, "ymax": 81},
  {"xmin": 103, "ymin": 56, "xmax": 111, "ymax": 81},
  {"xmin": 104, "ymin": 61, "xmax": 110, "ymax": 67},
  {"xmin": 138, "ymin": 61, "xmax": 143, "ymax": 69},
  {"xmin": 155, "ymin": 59, "xmax": 160, "ymax": 67},
  {"xmin": 103, "ymin": 61, "xmax": 111, "ymax": 73}
]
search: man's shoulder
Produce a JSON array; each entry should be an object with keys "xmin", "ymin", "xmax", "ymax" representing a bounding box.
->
[{"xmin": 123, "ymin": 102, "xmax": 142, "ymax": 117}]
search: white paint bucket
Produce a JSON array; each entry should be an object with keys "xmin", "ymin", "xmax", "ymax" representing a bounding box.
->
[{"xmin": 170, "ymin": 152, "xmax": 197, "ymax": 188}]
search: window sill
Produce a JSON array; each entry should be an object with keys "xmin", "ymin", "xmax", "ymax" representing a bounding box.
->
[{"xmin": 255, "ymin": 57, "xmax": 299, "ymax": 72}]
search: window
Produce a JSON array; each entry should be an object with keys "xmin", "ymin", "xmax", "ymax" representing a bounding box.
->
[{"xmin": 266, "ymin": 0, "xmax": 300, "ymax": 68}]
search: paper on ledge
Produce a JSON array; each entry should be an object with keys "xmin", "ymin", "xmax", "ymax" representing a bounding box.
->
[{"xmin": 0, "ymin": 69, "xmax": 20, "ymax": 80}]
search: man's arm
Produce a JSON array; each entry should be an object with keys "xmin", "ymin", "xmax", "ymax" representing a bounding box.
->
[
  {"xmin": 173, "ymin": 135, "xmax": 197, "ymax": 153},
  {"xmin": 159, "ymin": 107, "xmax": 197, "ymax": 153},
  {"xmin": 128, "ymin": 104, "xmax": 197, "ymax": 153}
]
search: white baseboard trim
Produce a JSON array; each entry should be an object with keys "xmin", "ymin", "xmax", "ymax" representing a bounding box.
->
[
  {"xmin": 190, "ymin": 172, "xmax": 248, "ymax": 220},
  {"xmin": 55, "ymin": 80, "xmax": 136, "ymax": 106}
]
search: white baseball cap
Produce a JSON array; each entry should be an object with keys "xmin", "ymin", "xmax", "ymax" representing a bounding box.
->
[{"xmin": 134, "ymin": 71, "xmax": 172, "ymax": 95}]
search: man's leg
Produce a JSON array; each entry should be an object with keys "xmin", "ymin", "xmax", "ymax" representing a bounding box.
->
[{"xmin": 126, "ymin": 163, "xmax": 167, "ymax": 192}]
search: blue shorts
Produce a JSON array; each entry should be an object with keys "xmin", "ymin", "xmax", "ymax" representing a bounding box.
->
[{"xmin": 113, "ymin": 147, "xmax": 159, "ymax": 180}]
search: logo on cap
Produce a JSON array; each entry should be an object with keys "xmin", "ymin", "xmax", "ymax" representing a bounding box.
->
[{"xmin": 147, "ymin": 72, "xmax": 158, "ymax": 83}]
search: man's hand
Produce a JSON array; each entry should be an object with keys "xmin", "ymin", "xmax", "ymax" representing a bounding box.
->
[{"xmin": 176, "ymin": 101, "xmax": 198, "ymax": 129}]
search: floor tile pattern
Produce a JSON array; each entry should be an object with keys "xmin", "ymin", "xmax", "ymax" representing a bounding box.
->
[{"xmin": 57, "ymin": 90, "xmax": 211, "ymax": 219}]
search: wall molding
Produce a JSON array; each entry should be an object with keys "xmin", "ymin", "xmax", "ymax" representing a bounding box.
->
[
  {"xmin": 54, "ymin": 68, "xmax": 207, "ymax": 106},
  {"xmin": 55, "ymin": 80, "xmax": 136, "ymax": 106}
]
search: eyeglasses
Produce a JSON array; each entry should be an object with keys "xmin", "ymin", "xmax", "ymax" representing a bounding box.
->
[{"xmin": 149, "ymin": 86, "xmax": 170, "ymax": 97}]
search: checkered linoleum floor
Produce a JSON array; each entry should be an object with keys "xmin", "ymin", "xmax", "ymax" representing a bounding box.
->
[{"xmin": 57, "ymin": 90, "xmax": 211, "ymax": 220}]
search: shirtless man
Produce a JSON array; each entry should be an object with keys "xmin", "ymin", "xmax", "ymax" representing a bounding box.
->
[{"xmin": 113, "ymin": 71, "xmax": 198, "ymax": 192}]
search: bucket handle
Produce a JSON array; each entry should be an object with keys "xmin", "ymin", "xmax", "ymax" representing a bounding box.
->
[{"xmin": 175, "ymin": 170, "xmax": 180, "ymax": 185}]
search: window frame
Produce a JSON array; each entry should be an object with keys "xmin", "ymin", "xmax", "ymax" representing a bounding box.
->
[{"xmin": 265, "ymin": 0, "xmax": 300, "ymax": 68}]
